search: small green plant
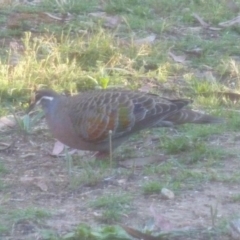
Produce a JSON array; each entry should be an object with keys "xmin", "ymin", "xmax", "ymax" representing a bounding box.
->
[
  {"xmin": 182, "ymin": 124, "xmax": 223, "ymax": 140},
  {"xmin": 63, "ymin": 224, "xmax": 129, "ymax": 240},
  {"xmin": 161, "ymin": 136, "xmax": 191, "ymax": 154},
  {"xmin": 9, "ymin": 207, "xmax": 51, "ymax": 223},
  {"xmin": 0, "ymin": 224, "xmax": 8, "ymax": 236},
  {"xmin": 186, "ymin": 144, "xmax": 227, "ymax": 165},
  {"xmin": 185, "ymin": 142, "xmax": 208, "ymax": 164},
  {"xmin": 231, "ymin": 194, "xmax": 240, "ymax": 203},
  {"xmin": 16, "ymin": 112, "xmax": 44, "ymax": 134},
  {"xmin": 142, "ymin": 181, "xmax": 162, "ymax": 195},
  {"xmin": 69, "ymin": 159, "xmax": 112, "ymax": 188},
  {"xmin": 0, "ymin": 207, "xmax": 51, "ymax": 236},
  {"xmin": 227, "ymin": 111, "xmax": 240, "ymax": 131},
  {"xmin": 38, "ymin": 229, "xmax": 59, "ymax": 240},
  {"xmin": 143, "ymin": 162, "xmax": 173, "ymax": 175},
  {"xmin": 90, "ymin": 193, "xmax": 131, "ymax": 223},
  {"xmin": 0, "ymin": 161, "xmax": 7, "ymax": 174}
]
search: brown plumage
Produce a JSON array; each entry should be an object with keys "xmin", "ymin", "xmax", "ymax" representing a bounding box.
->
[{"xmin": 28, "ymin": 89, "xmax": 223, "ymax": 153}]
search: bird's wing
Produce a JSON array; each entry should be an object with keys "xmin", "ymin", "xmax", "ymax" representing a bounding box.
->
[{"xmin": 69, "ymin": 90, "xmax": 190, "ymax": 143}]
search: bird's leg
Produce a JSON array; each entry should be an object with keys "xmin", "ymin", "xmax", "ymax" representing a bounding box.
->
[{"xmin": 109, "ymin": 130, "xmax": 113, "ymax": 167}]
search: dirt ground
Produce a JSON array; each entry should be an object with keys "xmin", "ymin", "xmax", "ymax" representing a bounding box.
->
[{"xmin": 1, "ymin": 121, "xmax": 240, "ymax": 240}]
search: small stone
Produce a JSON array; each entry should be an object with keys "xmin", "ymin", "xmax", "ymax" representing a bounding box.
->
[
  {"xmin": 161, "ymin": 188, "xmax": 175, "ymax": 199},
  {"xmin": 117, "ymin": 179, "xmax": 126, "ymax": 185}
]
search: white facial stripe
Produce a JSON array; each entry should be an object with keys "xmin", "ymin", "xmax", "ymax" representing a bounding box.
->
[{"xmin": 36, "ymin": 96, "xmax": 54, "ymax": 105}]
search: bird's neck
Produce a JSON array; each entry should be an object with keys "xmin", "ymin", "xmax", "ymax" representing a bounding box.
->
[{"xmin": 42, "ymin": 97, "xmax": 58, "ymax": 116}]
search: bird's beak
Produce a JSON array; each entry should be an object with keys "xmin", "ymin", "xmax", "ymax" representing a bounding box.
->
[
  {"xmin": 26, "ymin": 102, "xmax": 36, "ymax": 114},
  {"xmin": 26, "ymin": 93, "xmax": 37, "ymax": 114}
]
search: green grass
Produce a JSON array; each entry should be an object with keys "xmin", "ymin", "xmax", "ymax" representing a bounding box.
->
[
  {"xmin": 231, "ymin": 194, "xmax": 240, "ymax": 203},
  {"xmin": 0, "ymin": 206, "xmax": 51, "ymax": 237},
  {"xmin": 161, "ymin": 135, "xmax": 192, "ymax": 154},
  {"xmin": 142, "ymin": 181, "xmax": 162, "ymax": 195},
  {"xmin": 0, "ymin": 161, "xmax": 7, "ymax": 174},
  {"xmin": 0, "ymin": 159, "xmax": 8, "ymax": 191},
  {"xmin": 90, "ymin": 193, "xmax": 131, "ymax": 223},
  {"xmin": 1, "ymin": 0, "xmax": 239, "ymax": 101},
  {"xmin": 9, "ymin": 207, "xmax": 51, "ymax": 222},
  {"xmin": 67, "ymin": 156, "xmax": 117, "ymax": 188},
  {"xmin": 158, "ymin": 122, "xmax": 230, "ymax": 165}
]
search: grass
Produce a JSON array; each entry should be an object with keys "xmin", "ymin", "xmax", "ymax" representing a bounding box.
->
[
  {"xmin": 0, "ymin": 159, "xmax": 8, "ymax": 191},
  {"xmin": 0, "ymin": 0, "xmax": 240, "ymax": 239},
  {"xmin": 69, "ymin": 159, "xmax": 114, "ymax": 187},
  {"xmin": 0, "ymin": 206, "xmax": 51, "ymax": 236},
  {"xmin": 231, "ymin": 194, "xmax": 240, "ymax": 203},
  {"xmin": 9, "ymin": 207, "xmax": 51, "ymax": 222},
  {"xmin": 142, "ymin": 181, "xmax": 162, "ymax": 195},
  {"xmin": 1, "ymin": 0, "xmax": 239, "ymax": 99},
  {"xmin": 0, "ymin": 161, "xmax": 8, "ymax": 174},
  {"xmin": 90, "ymin": 193, "xmax": 132, "ymax": 223},
  {"xmin": 159, "ymin": 124, "xmax": 229, "ymax": 165}
]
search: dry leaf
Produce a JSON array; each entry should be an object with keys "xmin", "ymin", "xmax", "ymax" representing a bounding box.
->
[
  {"xmin": 75, "ymin": 150, "xmax": 90, "ymax": 156},
  {"xmin": 138, "ymin": 85, "xmax": 155, "ymax": 93},
  {"xmin": 138, "ymin": 81, "xmax": 158, "ymax": 93},
  {"xmin": 219, "ymin": 16, "xmax": 240, "ymax": 27},
  {"xmin": 9, "ymin": 41, "xmax": 25, "ymax": 53},
  {"xmin": 0, "ymin": 141, "xmax": 15, "ymax": 151},
  {"xmin": 7, "ymin": 12, "xmax": 67, "ymax": 30},
  {"xmin": 20, "ymin": 176, "xmax": 34, "ymax": 183},
  {"xmin": 117, "ymin": 179, "xmax": 127, "ymax": 185},
  {"xmin": 103, "ymin": 15, "xmax": 121, "ymax": 28},
  {"xmin": 150, "ymin": 206, "xmax": 173, "ymax": 231},
  {"xmin": 192, "ymin": 13, "xmax": 209, "ymax": 28},
  {"xmin": 51, "ymin": 141, "xmax": 65, "ymax": 156},
  {"xmin": 208, "ymin": 27, "xmax": 222, "ymax": 31},
  {"xmin": 188, "ymin": 26, "xmax": 202, "ymax": 32},
  {"xmin": 89, "ymin": 12, "xmax": 121, "ymax": 28},
  {"xmin": 134, "ymin": 34, "xmax": 156, "ymax": 45},
  {"xmin": 89, "ymin": 12, "xmax": 106, "ymax": 18},
  {"xmin": 168, "ymin": 51, "xmax": 187, "ymax": 64},
  {"xmin": 204, "ymin": 71, "xmax": 216, "ymax": 82},
  {"xmin": 20, "ymin": 176, "xmax": 48, "ymax": 191},
  {"xmin": 51, "ymin": 142, "xmax": 89, "ymax": 157},
  {"xmin": 8, "ymin": 41, "xmax": 25, "ymax": 68},
  {"xmin": 21, "ymin": 153, "xmax": 36, "ymax": 158},
  {"xmin": 0, "ymin": 115, "xmax": 16, "ymax": 130},
  {"xmin": 184, "ymin": 47, "xmax": 203, "ymax": 57},
  {"xmin": 121, "ymin": 225, "xmax": 158, "ymax": 240},
  {"xmin": 43, "ymin": 12, "xmax": 72, "ymax": 22},
  {"xmin": 194, "ymin": 70, "xmax": 217, "ymax": 82},
  {"xmin": 34, "ymin": 179, "xmax": 48, "ymax": 192}
]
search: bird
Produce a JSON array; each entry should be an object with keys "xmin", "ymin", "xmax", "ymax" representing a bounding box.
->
[{"xmin": 27, "ymin": 89, "xmax": 223, "ymax": 154}]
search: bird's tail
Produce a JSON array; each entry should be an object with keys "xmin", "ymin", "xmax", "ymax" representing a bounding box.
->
[{"xmin": 165, "ymin": 109, "xmax": 224, "ymax": 125}]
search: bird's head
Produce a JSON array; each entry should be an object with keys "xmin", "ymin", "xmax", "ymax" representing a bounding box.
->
[{"xmin": 27, "ymin": 89, "xmax": 60, "ymax": 113}]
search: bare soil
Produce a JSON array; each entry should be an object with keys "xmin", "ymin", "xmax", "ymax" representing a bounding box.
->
[{"xmin": 1, "ymin": 123, "xmax": 240, "ymax": 240}]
